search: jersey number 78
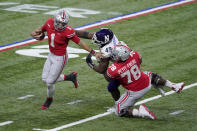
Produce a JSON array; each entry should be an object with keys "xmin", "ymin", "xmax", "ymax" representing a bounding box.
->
[{"xmin": 120, "ymin": 64, "xmax": 141, "ymax": 84}]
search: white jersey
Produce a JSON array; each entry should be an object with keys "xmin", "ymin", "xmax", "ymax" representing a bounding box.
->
[{"xmin": 100, "ymin": 35, "xmax": 128, "ymax": 58}]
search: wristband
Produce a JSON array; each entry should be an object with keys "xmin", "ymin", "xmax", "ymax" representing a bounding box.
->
[
  {"xmin": 90, "ymin": 49, "xmax": 96, "ymax": 55},
  {"xmin": 86, "ymin": 53, "xmax": 95, "ymax": 69},
  {"xmin": 87, "ymin": 62, "xmax": 95, "ymax": 69}
]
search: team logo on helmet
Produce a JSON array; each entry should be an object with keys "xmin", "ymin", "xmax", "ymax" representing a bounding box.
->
[
  {"xmin": 92, "ymin": 28, "xmax": 114, "ymax": 47},
  {"xmin": 54, "ymin": 9, "xmax": 69, "ymax": 31}
]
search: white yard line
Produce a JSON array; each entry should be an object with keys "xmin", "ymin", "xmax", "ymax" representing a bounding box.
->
[
  {"xmin": 66, "ymin": 100, "xmax": 83, "ymax": 105},
  {"xmin": 33, "ymin": 82, "xmax": 197, "ymax": 131},
  {"xmin": 33, "ymin": 128, "xmax": 47, "ymax": 131},
  {"xmin": 17, "ymin": 94, "xmax": 34, "ymax": 100},
  {"xmin": 0, "ymin": 121, "xmax": 13, "ymax": 126},
  {"xmin": 31, "ymin": 0, "xmax": 197, "ymax": 130},
  {"xmin": 135, "ymin": 83, "xmax": 197, "ymax": 105},
  {"xmin": 0, "ymin": 0, "xmax": 196, "ymax": 52}
]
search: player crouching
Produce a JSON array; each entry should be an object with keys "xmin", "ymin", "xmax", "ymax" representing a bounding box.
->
[{"xmin": 86, "ymin": 43, "xmax": 185, "ymax": 119}]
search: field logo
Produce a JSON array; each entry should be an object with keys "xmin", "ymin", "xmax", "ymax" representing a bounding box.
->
[
  {"xmin": 0, "ymin": 2, "xmax": 120, "ymax": 18},
  {"xmin": 15, "ymin": 45, "xmax": 97, "ymax": 59}
]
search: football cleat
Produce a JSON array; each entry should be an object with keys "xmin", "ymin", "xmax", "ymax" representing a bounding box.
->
[
  {"xmin": 138, "ymin": 104, "xmax": 156, "ymax": 120},
  {"xmin": 70, "ymin": 72, "xmax": 79, "ymax": 88},
  {"xmin": 40, "ymin": 97, "xmax": 53, "ymax": 110},
  {"xmin": 40, "ymin": 105, "xmax": 49, "ymax": 110},
  {"xmin": 171, "ymin": 82, "xmax": 185, "ymax": 93}
]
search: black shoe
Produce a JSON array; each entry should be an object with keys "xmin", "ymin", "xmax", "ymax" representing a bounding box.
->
[
  {"xmin": 70, "ymin": 72, "xmax": 79, "ymax": 88},
  {"xmin": 40, "ymin": 97, "xmax": 53, "ymax": 110}
]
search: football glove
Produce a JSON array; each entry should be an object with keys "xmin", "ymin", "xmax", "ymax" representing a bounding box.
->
[
  {"xmin": 86, "ymin": 53, "xmax": 95, "ymax": 69},
  {"xmin": 31, "ymin": 27, "xmax": 45, "ymax": 41}
]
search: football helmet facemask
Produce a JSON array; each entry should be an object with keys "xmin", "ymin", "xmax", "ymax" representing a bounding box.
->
[
  {"xmin": 92, "ymin": 28, "xmax": 114, "ymax": 48},
  {"xmin": 54, "ymin": 9, "xmax": 69, "ymax": 31},
  {"xmin": 111, "ymin": 44, "xmax": 131, "ymax": 62}
]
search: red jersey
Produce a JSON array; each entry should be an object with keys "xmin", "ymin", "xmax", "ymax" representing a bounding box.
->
[
  {"xmin": 42, "ymin": 18, "xmax": 80, "ymax": 55},
  {"xmin": 106, "ymin": 51, "xmax": 150, "ymax": 91}
]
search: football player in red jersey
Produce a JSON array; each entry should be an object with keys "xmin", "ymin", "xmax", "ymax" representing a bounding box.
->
[
  {"xmin": 100, "ymin": 44, "xmax": 185, "ymax": 119},
  {"xmin": 31, "ymin": 9, "xmax": 100, "ymax": 110}
]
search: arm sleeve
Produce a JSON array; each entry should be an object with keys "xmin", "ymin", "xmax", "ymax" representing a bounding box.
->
[
  {"xmin": 104, "ymin": 66, "xmax": 117, "ymax": 82},
  {"xmin": 41, "ymin": 20, "xmax": 48, "ymax": 32},
  {"xmin": 107, "ymin": 65, "xmax": 117, "ymax": 79},
  {"xmin": 71, "ymin": 35, "xmax": 81, "ymax": 44},
  {"xmin": 41, "ymin": 24, "xmax": 46, "ymax": 32},
  {"xmin": 134, "ymin": 51, "xmax": 142, "ymax": 65},
  {"xmin": 67, "ymin": 28, "xmax": 80, "ymax": 44}
]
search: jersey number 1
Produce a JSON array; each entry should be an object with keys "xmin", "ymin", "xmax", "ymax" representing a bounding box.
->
[{"xmin": 50, "ymin": 33, "xmax": 55, "ymax": 48}]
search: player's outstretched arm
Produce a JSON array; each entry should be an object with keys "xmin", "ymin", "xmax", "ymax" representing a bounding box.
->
[
  {"xmin": 78, "ymin": 40, "xmax": 103, "ymax": 59},
  {"xmin": 75, "ymin": 30, "xmax": 94, "ymax": 39},
  {"xmin": 78, "ymin": 40, "xmax": 94, "ymax": 52}
]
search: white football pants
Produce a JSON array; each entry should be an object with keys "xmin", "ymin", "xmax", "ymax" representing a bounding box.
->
[
  {"xmin": 42, "ymin": 52, "xmax": 68, "ymax": 97},
  {"xmin": 115, "ymin": 73, "xmax": 152, "ymax": 116}
]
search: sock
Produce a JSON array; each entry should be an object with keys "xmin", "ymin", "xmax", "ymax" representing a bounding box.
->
[
  {"xmin": 165, "ymin": 80, "xmax": 174, "ymax": 88},
  {"xmin": 47, "ymin": 84, "xmax": 55, "ymax": 98},
  {"xmin": 43, "ymin": 97, "xmax": 53, "ymax": 108},
  {"xmin": 64, "ymin": 73, "xmax": 73, "ymax": 81},
  {"xmin": 132, "ymin": 108, "xmax": 140, "ymax": 117},
  {"xmin": 47, "ymin": 97, "xmax": 53, "ymax": 100},
  {"xmin": 56, "ymin": 74, "xmax": 65, "ymax": 82}
]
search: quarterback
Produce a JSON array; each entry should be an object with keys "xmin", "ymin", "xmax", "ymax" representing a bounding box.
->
[{"xmin": 31, "ymin": 9, "xmax": 99, "ymax": 110}]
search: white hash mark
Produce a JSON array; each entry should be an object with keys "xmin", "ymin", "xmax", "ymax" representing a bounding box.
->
[
  {"xmin": 17, "ymin": 94, "xmax": 34, "ymax": 99},
  {"xmin": 0, "ymin": 121, "xmax": 13, "ymax": 126},
  {"xmin": 67, "ymin": 100, "xmax": 83, "ymax": 105},
  {"xmin": 170, "ymin": 110, "xmax": 185, "ymax": 115}
]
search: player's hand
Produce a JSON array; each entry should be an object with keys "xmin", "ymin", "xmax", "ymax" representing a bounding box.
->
[
  {"xmin": 31, "ymin": 32, "xmax": 45, "ymax": 40},
  {"xmin": 86, "ymin": 53, "xmax": 95, "ymax": 69},
  {"xmin": 95, "ymin": 52, "xmax": 104, "ymax": 60},
  {"xmin": 30, "ymin": 27, "xmax": 45, "ymax": 41}
]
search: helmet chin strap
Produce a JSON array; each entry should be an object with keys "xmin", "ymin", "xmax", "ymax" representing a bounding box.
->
[{"xmin": 54, "ymin": 24, "xmax": 67, "ymax": 31}]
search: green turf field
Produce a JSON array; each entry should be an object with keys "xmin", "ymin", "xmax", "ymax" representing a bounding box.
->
[{"xmin": 0, "ymin": 0, "xmax": 197, "ymax": 131}]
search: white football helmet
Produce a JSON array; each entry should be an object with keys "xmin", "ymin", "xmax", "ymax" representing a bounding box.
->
[
  {"xmin": 54, "ymin": 9, "xmax": 69, "ymax": 31},
  {"xmin": 111, "ymin": 44, "xmax": 131, "ymax": 62}
]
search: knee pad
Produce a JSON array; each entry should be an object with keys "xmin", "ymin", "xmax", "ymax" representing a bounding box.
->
[
  {"xmin": 45, "ymin": 77, "xmax": 55, "ymax": 87},
  {"xmin": 107, "ymin": 79, "xmax": 120, "ymax": 92},
  {"xmin": 151, "ymin": 73, "xmax": 166, "ymax": 86},
  {"xmin": 46, "ymin": 82, "xmax": 53, "ymax": 87}
]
